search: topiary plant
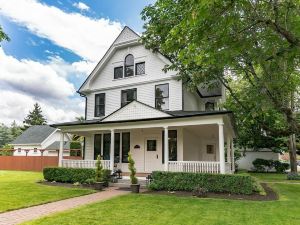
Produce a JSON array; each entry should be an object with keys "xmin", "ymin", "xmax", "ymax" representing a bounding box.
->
[
  {"xmin": 95, "ymin": 155, "xmax": 103, "ymax": 182},
  {"xmin": 128, "ymin": 152, "xmax": 138, "ymax": 184}
]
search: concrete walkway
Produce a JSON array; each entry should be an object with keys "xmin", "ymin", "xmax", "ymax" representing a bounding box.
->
[{"xmin": 0, "ymin": 187, "xmax": 129, "ymax": 225}]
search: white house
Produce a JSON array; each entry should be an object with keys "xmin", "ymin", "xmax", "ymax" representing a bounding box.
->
[
  {"xmin": 11, "ymin": 125, "xmax": 71, "ymax": 157},
  {"xmin": 53, "ymin": 27, "xmax": 236, "ymax": 174}
]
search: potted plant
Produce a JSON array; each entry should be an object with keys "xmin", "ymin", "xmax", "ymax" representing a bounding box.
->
[
  {"xmin": 94, "ymin": 155, "xmax": 105, "ymax": 190},
  {"xmin": 128, "ymin": 152, "xmax": 140, "ymax": 193}
]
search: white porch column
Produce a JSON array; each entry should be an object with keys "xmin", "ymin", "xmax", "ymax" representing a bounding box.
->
[
  {"xmin": 58, "ymin": 132, "xmax": 64, "ymax": 167},
  {"xmin": 231, "ymin": 138, "xmax": 235, "ymax": 172},
  {"xmin": 227, "ymin": 136, "xmax": 231, "ymax": 163},
  {"xmin": 110, "ymin": 129, "xmax": 115, "ymax": 172},
  {"xmin": 218, "ymin": 123, "xmax": 225, "ymax": 174},
  {"xmin": 164, "ymin": 127, "xmax": 169, "ymax": 171}
]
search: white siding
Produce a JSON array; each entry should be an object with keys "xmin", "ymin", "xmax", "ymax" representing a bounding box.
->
[{"xmin": 86, "ymin": 79, "xmax": 182, "ymax": 120}]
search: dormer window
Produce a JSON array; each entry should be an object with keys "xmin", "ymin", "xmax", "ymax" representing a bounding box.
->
[
  {"xmin": 205, "ymin": 102, "xmax": 215, "ymax": 111},
  {"xmin": 124, "ymin": 54, "xmax": 134, "ymax": 77}
]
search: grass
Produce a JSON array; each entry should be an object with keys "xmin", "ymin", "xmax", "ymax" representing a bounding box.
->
[
  {"xmin": 24, "ymin": 173, "xmax": 300, "ymax": 225},
  {"xmin": 0, "ymin": 170, "xmax": 95, "ymax": 212},
  {"xmin": 240, "ymin": 171, "xmax": 300, "ymax": 183}
]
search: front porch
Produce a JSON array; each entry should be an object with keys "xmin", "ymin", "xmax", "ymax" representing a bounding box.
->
[{"xmin": 57, "ymin": 119, "xmax": 235, "ymax": 174}]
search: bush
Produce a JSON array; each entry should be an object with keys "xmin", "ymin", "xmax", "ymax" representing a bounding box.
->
[
  {"xmin": 273, "ymin": 161, "xmax": 289, "ymax": 173},
  {"xmin": 43, "ymin": 167, "xmax": 111, "ymax": 186},
  {"xmin": 148, "ymin": 171, "xmax": 259, "ymax": 195},
  {"xmin": 84, "ymin": 178, "xmax": 96, "ymax": 184},
  {"xmin": 128, "ymin": 152, "xmax": 138, "ymax": 184},
  {"xmin": 70, "ymin": 141, "xmax": 81, "ymax": 156},
  {"xmin": 287, "ymin": 172, "xmax": 300, "ymax": 180},
  {"xmin": 252, "ymin": 158, "xmax": 289, "ymax": 173},
  {"xmin": 193, "ymin": 186, "xmax": 208, "ymax": 198}
]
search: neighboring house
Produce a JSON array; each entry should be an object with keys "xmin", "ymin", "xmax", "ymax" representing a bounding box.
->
[
  {"xmin": 11, "ymin": 125, "xmax": 71, "ymax": 156},
  {"xmin": 53, "ymin": 26, "xmax": 236, "ymax": 174},
  {"xmin": 237, "ymin": 149, "xmax": 280, "ymax": 171}
]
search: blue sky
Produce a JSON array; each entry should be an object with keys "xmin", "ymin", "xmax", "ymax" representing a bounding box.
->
[{"xmin": 0, "ymin": 0, "xmax": 154, "ymax": 125}]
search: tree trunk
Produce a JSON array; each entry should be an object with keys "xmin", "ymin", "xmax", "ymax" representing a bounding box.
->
[{"xmin": 289, "ymin": 134, "xmax": 298, "ymax": 173}]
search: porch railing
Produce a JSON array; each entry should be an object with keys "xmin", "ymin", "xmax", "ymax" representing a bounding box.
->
[
  {"xmin": 61, "ymin": 159, "xmax": 110, "ymax": 170},
  {"xmin": 168, "ymin": 161, "xmax": 220, "ymax": 173}
]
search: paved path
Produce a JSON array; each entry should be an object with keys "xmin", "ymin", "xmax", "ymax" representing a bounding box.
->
[{"xmin": 0, "ymin": 187, "xmax": 129, "ymax": 225}]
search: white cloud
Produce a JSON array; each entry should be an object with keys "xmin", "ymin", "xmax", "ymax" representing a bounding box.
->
[
  {"xmin": 0, "ymin": 48, "xmax": 85, "ymax": 125},
  {"xmin": 0, "ymin": 0, "xmax": 122, "ymax": 62},
  {"xmin": 73, "ymin": 2, "xmax": 90, "ymax": 11}
]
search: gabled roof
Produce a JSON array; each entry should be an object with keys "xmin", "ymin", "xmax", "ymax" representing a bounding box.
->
[
  {"xmin": 78, "ymin": 26, "xmax": 172, "ymax": 94},
  {"xmin": 11, "ymin": 125, "xmax": 57, "ymax": 145},
  {"xmin": 102, "ymin": 100, "xmax": 172, "ymax": 122}
]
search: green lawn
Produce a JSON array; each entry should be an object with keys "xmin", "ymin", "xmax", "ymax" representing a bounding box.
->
[
  {"xmin": 24, "ymin": 174, "xmax": 300, "ymax": 225},
  {"xmin": 244, "ymin": 172, "xmax": 300, "ymax": 183},
  {"xmin": 0, "ymin": 170, "xmax": 94, "ymax": 212}
]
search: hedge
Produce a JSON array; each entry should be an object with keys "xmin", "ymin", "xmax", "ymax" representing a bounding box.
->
[
  {"xmin": 43, "ymin": 167, "xmax": 111, "ymax": 186},
  {"xmin": 148, "ymin": 171, "xmax": 260, "ymax": 195},
  {"xmin": 252, "ymin": 158, "xmax": 289, "ymax": 173}
]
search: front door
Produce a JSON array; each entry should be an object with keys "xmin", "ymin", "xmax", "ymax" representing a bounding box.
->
[{"xmin": 144, "ymin": 137, "xmax": 161, "ymax": 172}]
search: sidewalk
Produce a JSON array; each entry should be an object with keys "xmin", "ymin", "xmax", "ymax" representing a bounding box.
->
[{"xmin": 0, "ymin": 187, "xmax": 129, "ymax": 225}]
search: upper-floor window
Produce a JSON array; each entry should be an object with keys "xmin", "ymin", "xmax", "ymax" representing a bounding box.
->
[
  {"xmin": 114, "ymin": 66, "xmax": 123, "ymax": 79},
  {"xmin": 124, "ymin": 54, "xmax": 134, "ymax": 77},
  {"xmin": 135, "ymin": 62, "xmax": 145, "ymax": 75},
  {"xmin": 95, "ymin": 93, "xmax": 105, "ymax": 117},
  {"xmin": 34, "ymin": 148, "xmax": 38, "ymax": 153},
  {"xmin": 121, "ymin": 88, "xmax": 137, "ymax": 107},
  {"xmin": 155, "ymin": 84, "xmax": 169, "ymax": 110},
  {"xmin": 205, "ymin": 102, "xmax": 215, "ymax": 111}
]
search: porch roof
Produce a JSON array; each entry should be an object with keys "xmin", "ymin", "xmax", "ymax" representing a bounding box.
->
[{"xmin": 51, "ymin": 110, "xmax": 233, "ymax": 127}]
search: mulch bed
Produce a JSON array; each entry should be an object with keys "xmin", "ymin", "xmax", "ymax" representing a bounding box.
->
[
  {"xmin": 143, "ymin": 183, "xmax": 278, "ymax": 201},
  {"xmin": 39, "ymin": 181, "xmax": 101, "ymax": 190}
]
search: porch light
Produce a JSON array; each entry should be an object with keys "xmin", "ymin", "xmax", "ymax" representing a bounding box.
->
[{"xmin": 134, "ymin": 145, "xmax": 140, "ymax": 149}]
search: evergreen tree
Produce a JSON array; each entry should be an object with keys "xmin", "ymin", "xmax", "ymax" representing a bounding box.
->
[
  {"xmin": 10, "ymin": 120, "xmax": 22, "ymax": 139},
  {"xmin": 23, "ymin": 103, "xmax": 47, "ymax": 129},
  {"xmin": 0, "ymin": 123, "xmax": 13, "ymax": 148}
]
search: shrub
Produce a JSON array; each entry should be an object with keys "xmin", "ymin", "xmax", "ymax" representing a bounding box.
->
[
  {"xmin": 149, "ymin": 171, "xmax": 259, "ymax": 195},
  {"xmin": 84, "ymin": 178, "xmax": 96, "ymax": 184},
  {"xmin": 273, "ymin": 161, "xmax": 289, "ymax": 173},
  {"xmin": 287, "ymin": 172, "xmax": 300, "ymax": 180},
  {"xmin": 252, "ymin": 158, "xmax": 289, "ymax": 173},
  {"xmin": 128, "ymin": 152, "xmax": 138, "ymax": 184},
  {"xmin": 70, "ymin": 141, "xmax": 81, "ymax": 156},
  {"xmin": 95, "ymin": 155, "xmax": 103, "ymax": 182},
  {"xmin": 43, "ymin": 167, "xmax": 111, "ymax": 186}
]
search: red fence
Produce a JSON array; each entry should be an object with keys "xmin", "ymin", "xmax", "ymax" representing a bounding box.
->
[{"xmin": 0, "ymin": 156, "xmax": 82, "ymax": 172}]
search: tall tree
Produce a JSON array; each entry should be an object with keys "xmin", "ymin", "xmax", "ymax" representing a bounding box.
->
[
  {"xmin": 141, "ymin": 0, "xmax": 300, "ymax": 172},
  {"xmin": 23, "ymin": 103, "xmax": 47, "ymax": 129},
  {"xmin": 10, "ymin": 120, "xmax": 22, "ymax": 139}
]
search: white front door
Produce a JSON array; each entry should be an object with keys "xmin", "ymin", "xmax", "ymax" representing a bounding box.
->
[{"xmin": 144, "ymin": 137, "xmax": 161, "ymax": 172}]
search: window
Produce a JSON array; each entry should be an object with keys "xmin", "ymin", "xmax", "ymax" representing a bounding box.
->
[
  {"xmin": 121, "ymin": 88, "xmax": 137, "ymax": 107},
  {"xmin": 147, "ymin": 140, "xmax": 157, "ymax": 151},
  {"xmin": 124, "ymin": 54, "xmax": 134, "ymax": 77},
  {"xmin": 114, "ymin": 133, "xmax": 120, "ymax": 163},
  {"xmin": 18, "ymin": 148, "xmax": 21, "ymax": 152},
  {"xmin": 162, "ymin": 130, "xmax": 177, "ymax": 163},
  {"xmin": 103, "ymin": 133, "xmax": 111, "ymax": 160},
  {"xmin": 205, "ymin": 102, "xmax": 215, "ymax": 111},
  {"xmin": 34, "ymin": 148, "xmax": 37, "ymax": 153},
  {"xmin": 114, "ymin": 66, "xmax": 123, "ymax": 79},
  {"xmin": 155, "ymin": 84, "xmax": 169, "ymax": 110},
  {"xmin": 94, "ymin": 134, "xmax": 102, "ymax": 160},
  {"xmin": 95, "ymin": 93, "xmax": 105, "ymax": 117},
  {"xmin": 122, "ymin": 132, "xmax": 130, "ymax": 163},
  {"xmin": 135, "ymin": 62, "xmax": 145, "ymax": 75},
  {"xmin": 206, "ymin": 145, "xmax": 215, "ymax": 154}
]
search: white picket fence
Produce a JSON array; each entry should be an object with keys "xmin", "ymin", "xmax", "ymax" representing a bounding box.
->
[
  {"xmin": 61, "ymin": 160, "xmax": 110, "ymax": 170},
  {"xmin": 168, "ymin": 161, "xmax": 221, "ymax": 173}
]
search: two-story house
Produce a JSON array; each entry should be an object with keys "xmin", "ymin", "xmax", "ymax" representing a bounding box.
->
[{"xmin": 53, "ymin": 27, "xmax": 236, "ymax": 175}]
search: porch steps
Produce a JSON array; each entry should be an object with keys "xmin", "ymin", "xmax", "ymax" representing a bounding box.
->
[{"xmin": 110, "ymin": 178, "xmax": 148, "ymax": 188}]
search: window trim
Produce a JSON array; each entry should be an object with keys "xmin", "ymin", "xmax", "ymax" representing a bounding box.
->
[
  {"xmin": 155, "ymin": 83, "xmax": 169, "ymax": 110},
  {"xmin": 135, "ymin": 62, "xmax": 145, "ymax": 75},
  {"xmin": 121, "ymin": 88, "xmax": 137, "ymax": 107},
  {"xmin": 124, "ymin": 54, "xmax": 134, "ymax": 77},
  {"xmin": 114, "ymin": 66, "xmax": 123, "ymax": 79},
  {"xmin": 94, "ymin": 93, "xmax": 105, "ymax": 117}
]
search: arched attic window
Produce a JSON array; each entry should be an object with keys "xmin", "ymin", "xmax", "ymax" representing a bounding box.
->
[{"xmin": 124, "ymin": 54, "xmax": 134, "ymax": 77}]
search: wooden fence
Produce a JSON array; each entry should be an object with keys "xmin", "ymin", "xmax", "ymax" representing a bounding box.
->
[{"xmin": 0, "ymin": 156, "xmax": 82, "ymax": 172}]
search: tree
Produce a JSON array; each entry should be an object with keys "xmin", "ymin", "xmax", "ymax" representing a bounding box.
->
[
  {"xmin": 71, "ymin": 116, "xmax": 85, "ymax": 141},
  {"xmin": 23, "ymin": 103, "xmax": 47, "ymax": 129},
  {"xmin": 0, "ymin": 25, "xmax": 9, "ymax": 44},
  {"xmin": 10, "ymin": 120, "xmax": 22, "ymax": 139},
  {"xmin": 0, "ymin": 123, "xmax": 13, "ymax": 148},
  {"xmin": 141, "ymin": 0, "xmax": 300, "ymax": 172}
]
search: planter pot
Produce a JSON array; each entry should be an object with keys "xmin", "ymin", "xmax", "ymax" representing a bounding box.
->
[
  {"xmin": 94, "ymin": 182, "xmax": 105, "ymax": 191},
  {"xmin": 131, "ymin": 184, "xmax": 140, "ymax": 193}
]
